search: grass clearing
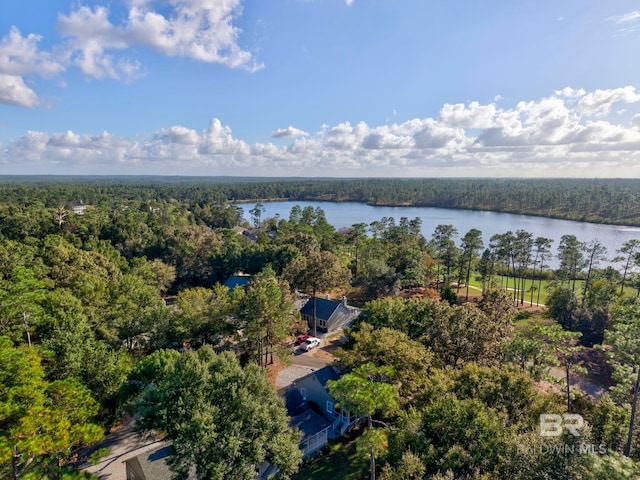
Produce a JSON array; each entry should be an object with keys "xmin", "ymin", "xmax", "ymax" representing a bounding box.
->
[
  {"xmin": 469, "ymin": 274, "xmax": 639, "ymax": 305},
  {"xmin": 467, "ymin": 276, "xmax": 590, "ymax": 306},
  {"xmin": 292, "ymin": 431, "xmax": 368, "ymax": 480},
  {"xmin": 513, "ymin": 310, "xmax": 555, "ymax": 333}
]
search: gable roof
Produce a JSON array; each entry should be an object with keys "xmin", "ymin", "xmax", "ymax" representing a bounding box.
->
[
  {"xmin": 299, "ymin": 297, "xmax": 342, "ymax": 321},
  {"xmin": 312, "ymin": 366, "xmax": 341, "ymax": 388},
  {"xmin": 124, "ymin": 444, "xmax": 173, "ymax": 480},
  {"xmin": 223, "ymin": 275, "xmax": 251, "ymax": 292}
]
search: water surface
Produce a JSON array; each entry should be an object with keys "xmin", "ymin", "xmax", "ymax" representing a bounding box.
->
[{"xmin": 242, "ymin": 201, "xmax": 640, "ymax": 268}]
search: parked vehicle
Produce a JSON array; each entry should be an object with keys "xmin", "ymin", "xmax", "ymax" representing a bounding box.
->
[
  {"xmin": 295, "ymin": 333, "xmax": 312, "ymax": 345},
  {"xmin": 301, "ymin": 337, "xmax": 320, "ymax": 351}
]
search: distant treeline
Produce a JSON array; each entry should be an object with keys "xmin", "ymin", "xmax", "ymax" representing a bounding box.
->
[{"xmin": 2, "ymin": 176, "xmax": 640, "ymax": 225}]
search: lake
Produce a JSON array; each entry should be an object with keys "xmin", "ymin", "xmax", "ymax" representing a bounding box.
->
[{"xmin": 240, "ymin": 201, "xmax": 640, "ymax": 268}]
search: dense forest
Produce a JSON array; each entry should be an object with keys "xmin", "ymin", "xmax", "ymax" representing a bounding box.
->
[
  {"xmin": 2, "ymin": 176, "xmax": 640, "ymax": 225},
  {"xmin": 3, "ymin": 178, "xmax": 640, "ymax": 479}
]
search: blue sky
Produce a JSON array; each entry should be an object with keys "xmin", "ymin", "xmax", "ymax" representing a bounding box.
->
[{"xmin": 1, "ymin": 0, "xmax": 640, "ymax": 177}]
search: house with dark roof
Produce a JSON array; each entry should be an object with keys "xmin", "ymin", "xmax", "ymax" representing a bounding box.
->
[
  {"xmin": 293, "ymin": 366, "xmax": 362, "ymax": 439},
  {"xmin": 300, "ymin": 296, "xmax": 360, "ymax": 334},
  {"xmin": 242, "ymin": 228, "xmax": 277, "ymax": 242},
  {"xmin": 256, "ymin": 386, "xmax": 333, "ymax": 480},
  {"xmin": 123, "ymin": 443, "xmax": 175, "ymax": 480},
  {"xmin": 223, "ymin": 274, "xmax": 252, "ymax": 292},
  {"xmin": 258, "ymin": 368, "xmax": 362, "ymax": 479},
  {"xmin": 122, "ymin": 370, "xmax": 353, "ymax": 480},
  {"xmin": 284, "ymin": 389, "xmax": 331, "ymax": 458}
]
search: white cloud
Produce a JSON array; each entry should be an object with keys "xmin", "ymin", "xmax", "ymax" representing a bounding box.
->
[
  {"xmin": 0, "ymin": 27, "xmax": 65, "ymax": 106},
  {"xmin": 4, "ymin": 86, "xmax": 640, "ymax": 176},
  {"xmin": 345, "ymin": 0, "xmax": 355, "ymax": 6},
  {"xmin": 154, "ymin": 126, "xmax": 200, "ymax": 145},
  {"xmin": 607, "ymin": 11, "xmax": 640, "ymax": 35},
  {"xmin": 0, "ymin": 74, "xmax": 40, "ymax": 108},
  {"xmin": 324, "ymin": 121, "xmax": 370, "ymax": 150},
  {"xmin": 413, "ymin": 119, "xmax": 466, "ymax": 150},
  {"xmin": 57, "ymin": 0, "xmax": 261, "ymax": 80},
  {"xmin": 362, "ymin": 126, "xmax": 413, "ymax": 150},
  {"xmin": 287, "ymin": 136, "xmax": 320, "ymax": 155},
  {"xmin": 608, "ymin": 11, "xmax": 640, "ymax": 24},
  {"xmin": 0, "ymin": 27, "xmax": 64, "ymax": 77},
  {"xmin": 577, "ymin": 86, "xmax": 640, "ymax": 116},
  {"xmin": 198, "ymin": 119, "xmax": 251, "ymax": 155},
  {"xmin": 57, "ymin": 6, "xmax": 132, "ymax": 80},
  {"xmin": 439, "ymin": 101, "xmax": 497, "ymax": 128},
  {"xmin": 271, "ymin": 126, "xmax": 309, "ymax": 138},
  {"xmin": 47, "ymin": 130, "xmax": 83, "ymax": 147},
  {"xmin": 0, "ymin": 1, "xmax": 259, "ymax": 106},
  {"xmin": 554, "ymin": 87, "xmax": 586, "ymax": 98}
]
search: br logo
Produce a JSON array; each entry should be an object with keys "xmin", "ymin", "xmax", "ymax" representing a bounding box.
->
[{"xmin": 539, "ymin": 414, "xmax": 584, "ymax": 437}]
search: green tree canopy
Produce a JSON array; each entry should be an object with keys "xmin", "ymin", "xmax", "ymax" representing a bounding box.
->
[
  {"xmin": 0, "ymin": 337, "xmax": 103, "ymax": 479},
  {"xmin": 284, "ymin": 250, "xmax": 351, "ymax": 336},
  {"xmin": 238, "ymin": 267, "xmax": 298, "ymax": 366},
  {"xmin": 338, "ymin": 323, "xmax": 433, "ymax": 405},
  {"xmin": 137, "ymin": 347, "xmax": 301, "ymax": 480},
  {"xmin": 602, "ymin": 301, "xmax": 640, "ymax": 457}
]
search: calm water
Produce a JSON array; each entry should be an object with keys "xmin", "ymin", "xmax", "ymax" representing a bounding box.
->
[{"xmin": 241, "ymin": 201, "xmax": 640, "ymax": 268}]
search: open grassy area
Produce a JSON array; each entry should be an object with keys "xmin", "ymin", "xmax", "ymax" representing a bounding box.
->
[
  {"xmin": 292, "ymin": 433, "xmax": 368, "ymax": 480},
  {"xmin": 467, "ymin": 274, "xmax": 639, "ymax": 306},
  {"xmin": 465, "ymin": 276, "xmax": 575, "ymax": 306},
  {"xmin": 512, "ymin": 310, "xmax": 555, "ymax": 332}
]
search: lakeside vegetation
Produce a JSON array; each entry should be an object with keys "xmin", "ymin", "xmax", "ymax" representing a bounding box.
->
[
  {"xmin": 3, "ymin": 176, "xmax": 640, "ymax": 226},
  {"xmin": 3, "ymin": 178, "xmax": 640, "ymax": 479}
]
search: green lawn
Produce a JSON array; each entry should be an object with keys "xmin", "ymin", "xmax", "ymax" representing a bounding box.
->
[
  {"xmin": 292, "ymin": 434, "xmax": 368, "ymax": 480},
  {"xmin": 513, "ymin": 310, "xmax": 555, "ymax": 333},
  {"xmin": 466, "ymin": 276, "xmax": 589, "ymax": 306},
  {"xmin": 466, "ymin": 274, "xmax": 639, "ymax": 306}
]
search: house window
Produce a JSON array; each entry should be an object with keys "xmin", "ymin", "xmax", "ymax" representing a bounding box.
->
[
  {"xmin": 300, "ymin": 388, "xmax": 306, "ymax": 400},
  {"xmin": 319, "ymin": 319, "xmax": 327, "ymax": 328},
  {"xmin": 326, "ymin": 401, "xmax": 333, "ymax": 414}
]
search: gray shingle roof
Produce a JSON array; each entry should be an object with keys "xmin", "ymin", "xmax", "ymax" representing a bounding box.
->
[
  {"xmin": 299, "ymin": 297, "xmax": 341, "ymax": 321},
  {"xmin": 284, "ymin": 389, "xmax": 331, "ymax": 439},
  {"xmin": 125, "ymin": 443, "xmax": 173, "ymax": 480},
  {"xmin": 312, "ymin": 366, "xmax": 341, "ymax": 388}
]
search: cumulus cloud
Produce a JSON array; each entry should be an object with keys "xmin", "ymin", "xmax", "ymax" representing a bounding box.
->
[
  {"xmin": 271, "ymin": 126, "xmax": 309, "ymax": 138},
  {"xmin": 57, "ymin": 0, "xmax": 261, "ymax": 80},
  {"xmin": 0, "ymin": 74, "xmax": 40, "ymax": 108},
  {"xmin": 554, "ymin": 87, "xmax": 586, "ymax": 98},
  {"xmin": 57, "ymin": 6, "xmax": 136, "ymax": 80},
  {"xmin": 198, "ymin": 119, "xmax": 251, "ymax": 155},
  {"xmin": 362, "ymin": 125, "xmax": 413, "ymax": 150},
  {"xmin": 4, "ymin": 86, "xmax": 640, "ymax": 177},
  {"xmin": 154, "ymin": 126, "xmax": 200, "ymax": 145},
  {"xmin": 0, "ymin": 27, "xmax": 65, "ymax": 107},
  {"xmin": 0, "ymin": 1, "xmax": 259, "ymax": 106},
  {"xmin": 0, "ymin": 27, "xmax": 64, "ymax": 77},
  {"xmin": 576, "ymin": 86, "xmax": 640, "ymax": 116},
  {"xmin": 439, "ymin": 101, "xmax": 497, "ymax": 128}
]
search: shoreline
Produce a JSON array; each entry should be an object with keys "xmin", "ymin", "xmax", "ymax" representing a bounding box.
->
[{"xmin": 235, "ymin": 197, "xmax": 640, "ymax": 229}]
